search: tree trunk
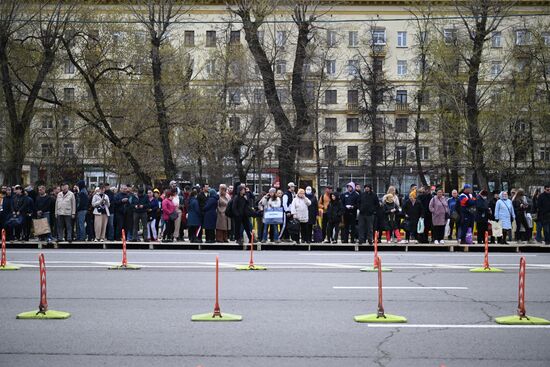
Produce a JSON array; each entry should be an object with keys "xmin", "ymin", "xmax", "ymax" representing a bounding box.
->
[{"xmin": 150, "ymin": 38, "xmax": 177, "ymax": 180}]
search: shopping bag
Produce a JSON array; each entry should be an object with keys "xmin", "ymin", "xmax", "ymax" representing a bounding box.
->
[
  {"xmin": 313, "ymin": 224, "xmax": 323, "ymax": 243},
  {"xmin": 465, "ymin": 227, "xmax": 473, "ymax": 244},
  {"xmin": 444, "ymin": 219, "xmax": 451, "ymax": 237},
  {"xmin": 417, "ymin": 217, "xmax": 425, "ymax": 234},
  {"xmin": 33, "ymin": 218, "xmax": 51, "ymax": 236},
  {"xmin": 489, "ymin": 220, "xmax": 502, "ymax": 237}
]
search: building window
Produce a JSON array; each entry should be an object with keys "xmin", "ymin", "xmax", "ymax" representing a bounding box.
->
[
  {"xmin": 346, "ymin": 118, "xmax": 359, "ymax": 132},
  {"xmin": 277, "ymin": 88, "xmax": 289, "ymax": 104},
  {"xmin": 396, "ymin": 146, "xmax": 407, "ymax": 165},
  {"xmin": 325, "ymin": 59, "xmax": 336, "ymax": 75},
  {"xmin": 327, "ymin": 30, "xmax": 337, "ymax": 47},
  {"xmin": 325, "ymin": 118, "xmax": 337, "ymax": 132},
  {"xmin": 229, "ymin": 89, "xmax": 241, "ymax": 105},
  {"xmin": 419, "ymin": 31, "xmax": 428, "ymax": 44},
  {"xmin": 372, "ymin": 29, "xmax": 386, "ymax": 45},
  {"xmin": 397, "ymin": 60, "xmax": 407, "ymax": 76},
  {"xmin": 184, "ymin": 30, "xmax": 194, "ymax": 46},
  {"xmin": 253, "ymin": 89, "xmax": 264, "ymax": 104},
  {"xmin": 397, "ymin": 31, "xmax": 407, "ymax": 47},
  {"xmin": 229, "ymin": 116, "xmax": 240, "ymax": 131},
  {"xmin": 64, "ymin": 60, "xmax": 75, "ymax": 74},
  {"xmin": 325, "ymin": 145, "xmax": 337, "ymax": 160},
  {"xmin": 348, "ymin": 89, "xmax": 358, "ymax": 104},
  {"xmin": 543, "ymin": 32, "xmax": 550, "ymax": 46},
  {"xmin": 62, "ymin": 116, "xmax": 71, "ymax": 129},
  {"xmin": 299, "ymin": 142, "xmax": 314, "ymax": 159},
  {"xmin": 347, "ymin": 59, "xmax": 359, "ymax": 75},
  {"xmin": 276, "ymin": 31, "xmax": 287, "ymax": 47},
  {"xmin": 42, "ymin": 117, "xmax": 53, "ymax": 129},
  {"xmin": 418, "ymin": 118, "xmax": 429, "ymax": 132},
  {"xmin": 491, "ymin": 32, "xmax": 502, "ymax": 48},
  {"xmin": 540, "ymin": 147, "xmax": 550, "ymax": 161},
  {"xmin": 373, "ymin": 145, "xmax": 383, "ymax": 161},
  {"xmin": 417, "ymin": 90, "xmax": 430, "ymax": 105},
  {"xmin": 347, "ymin": 146, "xmax": 358, "ymax": 159},
  {"xmin": 41, "ymin": 143, "xmax": 53, "ymax": 156},
  {"xmin": 515, "ymin": 29, "xmax": 530, "ymax": 45},
  {"xmin": 63, "ymin": 143, "xmax": 74, "ymax": 156},
  {"xmin": 206, "ymin": 30, "xmax": 216, "ymax": 47},
  {"xmin": 419, "ymin": 146, "xmax": 429, "ymax": 160},
  {"xmin": 374, "ymin": 118, "xmax": 384, "ymax": 139},
  {"xmin": 229, "ymin": 30, "xmax": 240, "ymax": 45},
  {"xmin": 443, "ymin": 29, "xmax": 457, "ymax": 44},
  {"xmin": 396, "ymin": 90, "xmax": 407, "ymax": 104},
  {"xmin": 349, "ymin": 31, "xmax": 358, "ymax": 47},
  {"xmin": 256, "ymin": 30, "xmax": 264, "ymax": 45},
  {"xmin": 63, "ymin": 87, "xmax": 75, "ymax": 102},
  {"xmin": 205, "ymin": 59, "xmax": 215, "ymax": 75},
  {"xmin": 491, "ymin": 61, "xmax": 502, "ymax": 77},
  {"xmin": 373, "ymin": 57, "xmax": 383, "ymax": 73},
  {"xmin": 275, "ymin": 60, "xmax": 286, "ymax": 74},
  {"xmin": 395, "ymin": 118, "xmax": 408, "ymax": 133},
  {"xmin": 325, "ymin": 90, "xmax": 337, "ymax": 104}
]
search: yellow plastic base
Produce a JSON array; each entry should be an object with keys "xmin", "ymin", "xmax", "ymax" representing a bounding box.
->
[
  {"xmin": 0, "ymin": 263, "xmax": 20, "ymax": 270},
  {"xmin": 495, "ymin": 315, "xmax": 550, "ymax": 325},
  {"xmin": 470, "ymin": 267, "xmax": 504, "ymax": 273},
  {"xmin": 354, "ymin": 313, "xmax": 407, "ymax": 323},
  {"xmin": 16, "ymin": 310, "xmax": 71, "ymax": 319},
  {"xmin": 191, "ymin": 312, "xmax": 242, "ymax": 321},
  {"xmin": 235, "ymin": 264, "xmax": 267, "ymax": 271},
  {"xmin": 108, "ymin": 264, "xmax": 141, "ymax": 270},
  {"xmin": 360, "ymin": 267, "xmax": 392, "ymax": 272}
]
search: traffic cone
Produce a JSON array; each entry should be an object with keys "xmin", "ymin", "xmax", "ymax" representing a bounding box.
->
[
  {"xmin": 236, "ymin": 232, "xmax": 267, "ymax": 271},
  {"xmin": 16, "ymin": 254, "xmax": 70, "ymax": 319},
  {"xmin": 192, "ymin": 256, "xmax": 242, "ymax": 321},
  {"xmin": 355, "ymin": 256, "xmax": 406, "ymax": 323},
  {"xmin": 108, "ymin": 229, "xmax": 140, "ymax": 270},
  {"xmin": 495, "ymin": 257, "xmax": 549, "ymax": 325},
  {"xmin": 361, "ymin": 232, "xmax": 392, "ymax": 272},
  {"xmin": 470, "ymin": 232, "xmax": 503, "ymax": 272},
  {"xmin": 0, "ymin": 229, "xmax": 20, "ymax": 270}
]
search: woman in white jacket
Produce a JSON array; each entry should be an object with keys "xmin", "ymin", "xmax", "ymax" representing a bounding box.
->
[
  {"xmin": 260, "ymin": 188, "xmax": 282, "ymax": 243},
  {"xmin": 290, "ymin": 188, "xmax": 311, "ymax": 244},
  {"xmin": 92, "ymin": 186, "xmax": 111, "ymax": 241}
]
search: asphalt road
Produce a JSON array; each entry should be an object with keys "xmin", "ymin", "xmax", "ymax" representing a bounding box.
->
[{"xmin": 1, "ymin": 249, "xmax": 550, "ymax": 367}]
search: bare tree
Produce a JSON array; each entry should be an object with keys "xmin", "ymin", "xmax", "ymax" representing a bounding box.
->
[{"xmin": 0, "ymin": 1, "xmax": 73, "ymax": 184}]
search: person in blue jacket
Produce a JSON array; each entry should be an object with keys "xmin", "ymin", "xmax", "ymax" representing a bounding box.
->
[
  {"xmin": 202, "ymin": 189, "xmax": 219, "ymax": 243},
  {"xmin": 187, "ymin": 191, "xmax": 202, "ymax": 243}
]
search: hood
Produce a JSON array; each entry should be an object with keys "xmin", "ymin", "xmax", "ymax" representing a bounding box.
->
[
  {"xmin": 346, "ymin": 182, "xmax": 356, "ymax": 191},
  {"xmin": 77, "ymin": 180, "xmax": 86, "ymax": 189}
]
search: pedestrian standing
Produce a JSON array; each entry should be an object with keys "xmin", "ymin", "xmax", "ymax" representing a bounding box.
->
[
  {"xmin": 92, "ymin": 186, "xmax": 110, "ymax": 242},
  {"xmin": 429, "ymin": 188, "xmax": 449, "ymax": 244}
]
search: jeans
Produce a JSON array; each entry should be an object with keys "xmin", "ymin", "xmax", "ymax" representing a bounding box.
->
[
  {"xmin": 542, "ymin": 222, "xmax": 550, "ymax": 245},
  {"xmin": 107, "ymin": 214, "xmax": 114, "ymax": 241},
  {"xmin": 133, "ymin": 212, "xmax": 148, "ymax": 241},
  {"xmin": 76, "ymin": 210, "xmax": 87, "ymax": 241},
  {"xmin": 262, "ymin": 223, "xmax": 279, "ymax": 241},
  {"xmin": 57, "ymin": 215, "xmax": 73, "ymax": 241},
  {"xmin": 357, "ymin": 214, "xmax": 374, "ymax": 243}
]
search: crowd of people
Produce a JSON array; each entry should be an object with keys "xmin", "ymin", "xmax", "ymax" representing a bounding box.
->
[{"xmin": 1, "ymin": 179, "xmax": 549, "ymax": 246}]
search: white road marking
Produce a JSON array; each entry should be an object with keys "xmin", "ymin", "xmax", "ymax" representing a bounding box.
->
[
  {"xmin": 365, "ymin": 324, "xmax": 550, "ymax": 329},
  {"xmin": 335, "ymin": 286, "xmax": 468, "ymax": 290},
  {"xmin": 301, "ymin": 253, "xmax": 540, "ymax": 257}
]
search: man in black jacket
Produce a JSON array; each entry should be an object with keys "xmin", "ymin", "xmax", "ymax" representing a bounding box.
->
[
  {"xmin": 35, "ymin": 185, "xmax": 53, "ymax": 243},
  {"xmin": 538, "ymin": 184, "xmax": 550, "ymax": 245},
  {"xmin": 76, "ymin": 180, "xmax": 88, "ymax": 241},
  {"xmin": 358, "ymin": 184, "xmax": 379, "ymax": 244},
  {"xmin": 132, "ymin": 188, "xmax": 150, "ymax": 242},
  {"xmin": 341, "ymin": 182, "xmax": 360, "ymax": 243}
]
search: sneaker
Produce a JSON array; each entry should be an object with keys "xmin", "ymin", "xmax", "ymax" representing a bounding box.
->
[
  {"xmin": 434, "ymin": 240, "xmax": 440, "ymax": 244},
  {"xmin": 399, "ymin": 240, "xmax": 409, "ymax": 244},
  {"xmin": 440, "ymin": 240, "xmax": 445, "ymax": 244}
]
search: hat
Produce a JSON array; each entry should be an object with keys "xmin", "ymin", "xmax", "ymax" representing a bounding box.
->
[
  {"xmin": 288, "ymin": 182, "xmax": 296, "ymax": 188},
  {"xmin": 153, "ymin": 188, "xmax": 160, "ymax": 194},
  {"xmin": 463, "ymin": 184, "xmax": 472, "ymax": 189},
  {"xmin": 269, "ymin": 188, "xmax": 276, "ymax": 193},
  {"xmin": 77, "ymin": 180, "xmax": 86, "ymax": 189},
  {"xmin": 14, "ymin": 185, "xmax": 22, "ymax": 190},
  {"xmin": 169, "ymin": 180, "xmax": 177, "ymax": 186}
]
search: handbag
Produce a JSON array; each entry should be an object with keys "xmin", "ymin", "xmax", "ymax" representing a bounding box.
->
[
  {"xmin": 7, "ymin": 214, "xmax": 23, "ymax": 227},
  {"xmin": 169, "ymin": 211, "xmax": 178, "ymax": 221},
  {"xmin": 451, "ymin": 210, "xmax": 460, "ymax": 221},
  {"xmin": 417, "ymin": 217, "xmax": 425, "ymax": 234},
  {"xmin": 444, "ymin": 219, "xmax": 451, "ymax": 237},
  {"xmin": 33, "ymin": 217, "xmax": 51, "ymax": 236},
  {"xmin": 465, "ymin": 227, "xmax": 473, "ymax": 244},
  {"xmin": 264, "ymin": 207, "xmax": 284, "ymax": 225},
  {"xmin": 489, "ymin": 220, "xmax": 502, "ymax": 237}
]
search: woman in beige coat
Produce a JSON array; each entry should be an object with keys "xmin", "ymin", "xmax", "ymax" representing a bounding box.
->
[{"xmin": 216, "ymin": 184, "xmax": 231, "ymax": 242}]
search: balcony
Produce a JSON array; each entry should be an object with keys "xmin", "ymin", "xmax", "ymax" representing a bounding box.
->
[
  {"xmin": 347, "ymin": 103, "xmax": 359, "ymax": 114},
  {"xmin": 346, "ymin": 158, "xmax": 361, "ymax": 167},
  {"xmin": 370, "ymin": 44, "xmax": 386, "ymax": 57},
  {"xmin": 395, "ymin": 102, "xmax": 410, "ymax": 115}
]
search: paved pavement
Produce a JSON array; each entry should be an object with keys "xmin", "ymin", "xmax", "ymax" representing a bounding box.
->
[{"xmin": 1, "ymin": 249, "xmax": 550, "ymax": 366}]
